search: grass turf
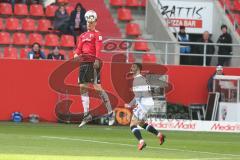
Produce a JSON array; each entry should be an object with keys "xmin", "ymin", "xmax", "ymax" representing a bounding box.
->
[{"xmin": 0, "ymin": 122, "xmax": 239, "ymax": 160}]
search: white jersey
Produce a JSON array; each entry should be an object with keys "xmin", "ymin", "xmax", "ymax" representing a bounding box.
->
[{"xmin": 129, "ymin": 74, "xmax": 154, "ymax": 114}]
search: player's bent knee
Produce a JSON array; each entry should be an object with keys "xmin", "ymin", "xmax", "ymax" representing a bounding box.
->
[
  {"xmin": 130, "ymin": 119, "xmax": 140, "ymax": 127},
  {"xmin": 80, "ymin": 84, "xmax": 88, "ymax": 94},
  {"xmin": 93, "ymin": 84, "xmax": 102, "ymax": 92},
  {"xmin": 138, "ymin": 121, "xmax": 146, "ymax": 127}
]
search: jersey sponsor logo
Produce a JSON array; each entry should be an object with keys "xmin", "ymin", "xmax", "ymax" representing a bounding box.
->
[{"xmin": 82, "ymin": 38, "xmax": 92, "ymax": 42}]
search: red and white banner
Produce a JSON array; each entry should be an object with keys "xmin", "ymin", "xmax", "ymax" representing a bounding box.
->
[
  {"xmin": 147, "ymin": 119, "xmax": 240, "ymax": 133},
  {"xmin": 154, "ymin": 0, "xmax": 214, "ymax": 34},
  {"xmin": 168, "ymin": 19, "xmax": 202, "ymax": 28}
]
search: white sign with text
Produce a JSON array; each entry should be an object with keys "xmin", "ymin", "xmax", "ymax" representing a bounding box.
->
[
  {"xmin": 147, "ymin": 119, "xmax": 240, "ymax": 133},
  {"xmin": 154, "ymin": 0, "xmax": 214, "ymax": 33}
]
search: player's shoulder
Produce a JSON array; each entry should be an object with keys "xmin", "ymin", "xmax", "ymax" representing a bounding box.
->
[
  {"xmin": 94, "ymin": 30, "xmax": 102, "ymax": 35},
  {"xmin": 79, "ymin": 32, "xmax": 88, "ymax": 38},
  {"xmin": 134, "ymin": 74, "xmax": 147, "ymax": 81},
  {"xmin": 94, "ymin": 30, "xmax": 103, "ymax": 40}
]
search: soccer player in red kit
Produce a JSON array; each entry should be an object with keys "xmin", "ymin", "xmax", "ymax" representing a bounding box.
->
[{"xmin": 73, "ymin": 10, "xmax": 115, "ymax": 127}]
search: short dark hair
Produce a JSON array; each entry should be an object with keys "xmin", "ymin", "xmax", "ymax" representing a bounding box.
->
[
  {"xmin": 133, "ymin": 63, "xmax": 142, "ymax": 71},
  {"xmin": 75, "ymin": 3, "xmax": 84, "ymax": 10},
  {"xmin": 180, "ymin": 26, "xmax": 185, "ymax": 30},
  {"xmin": 32, "ymin": 42, "xmax": 41, "ymax": 48},
  {"xmin": 221, "ymin": 24, "xmax": 227, "ymax": 30}
]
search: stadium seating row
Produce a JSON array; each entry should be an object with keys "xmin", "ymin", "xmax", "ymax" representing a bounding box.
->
[
  {"xmin": 0, "ymin": 31, "xmax": 151, "ymax": 51},
  {"xmin": 218, "ymin": 0, "xmax": 240, "ymax": 34},
  {"xmin": 0, "ymin": 3, "xmax": 74, "ymax": 17},
  {"xmin": 0, "ymin": 46, "xmax": 156, "ymax": 63},
  {"xmin": 113, "ymin": 3, "xmax": 150, "ymax": 51},
  {"xmin": 0, "ymin": 32, "xmax": 75, "ymax": 47},
  {"xmin": 0, "ymin": 18, "xmax": 52, "ymax": 32},
  {"xmin": 110, "ymin": 0, "xmax": 146, "ymax": 7},
  {"xmin": 0, "ymin": 47, "xmax": 68, "ymax": 59},
  {"xmin": 219, "ymin": 0, "xmax": 240, "ymax": 12}
]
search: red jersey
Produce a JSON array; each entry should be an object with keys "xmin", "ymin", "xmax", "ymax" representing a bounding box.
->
[{"xmin": 75, "ymin": 30, "xmax": 103, "ymax": 62}]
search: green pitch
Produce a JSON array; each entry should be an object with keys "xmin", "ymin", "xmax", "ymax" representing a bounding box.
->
[{"xmin": 0, "ymin": 122, "xmax": 239, "ymax": 160}]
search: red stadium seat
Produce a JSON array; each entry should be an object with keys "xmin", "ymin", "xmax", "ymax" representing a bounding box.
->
[
  {"xmin": 142, "ymin": 53, "xmax": 157, "ymax": 63},
  {"xmin": 134, "ymin": 38, "xmax": 149, "ymax": 51},
  {"xmin": 0, "ymin": 32, "xmax": 11, "ymax": 44},
  {"xmin": 13, "ymin": 32, "xmax": 28, "ymax": 45},
  {"xmin": 117, "ymin": 8, "xmax": 133, "ymax": 21},
  {"xmin": 126, "ymin": 0, "xmax": 140, "ymax": 7},
  {"xmin": 14, "ymin": 3, "xmax": 28, "ymax": 16},
  {"xmin": 45, "ymin": 34, "xmax": 59, "ymax": 46},
  {"xmin": 66, "ymin": 5, "xmax": 74, "ymax": 15},
  {"xmin": 30, "ymin": 4, "xmax": 44, "ymax": 17},
  {"xmin": 128, "ymin": 53, "xmax": 135, "ymax": 62},
  {"xmin": 221, "ymin": 0, "xmax": 233, "ymax": 10},
  {"xmin": 68, "ymin": 51, "xmax": 74, "ymax": 59},
  {"xmin": 42, "ymin": 48, "xmax": 50, "ymax": 55},
  {"xmin": 22, "ymin": 18, "xmax": 36, "ymax": 31},
  {"xmin": 55, "ymin": 49, "xmax": 67, "ymax": 60},
  {"xmin": 59, "ymin": 49, "xmax": 66, "ymax": 56},
  {"xmin": 140, "ymin": 0, "xmax": 147, "ymax": 7},
  {"xmin": 60, "ymin": 35, "xmax": 75, "ymax": 47},
  {"xmin": 4, "ymin": 47, "xmax": 18, "ymax": 59},
  {"xmin": 20, "ymin": 48, "xmax": 30, "ymax": 59},
  {"xmin": 235, "ymin": 14, "xmax": 240, "ymax": 25},
  {"xmin": 0, "ymin": 3, "xmax": 12, "ymax": 15},
  {"xmin": 5, "ymin": 18, "xmax": 20, "ymax": 31},
  {"xmin": 110, "ymin": 0, "xmax": 125, "ymax": 7},
  {"xmin": 46, "ymin": 5, "xmax": 58, "ymax": 17},
  {"xmin": 29, "ymin": 33, "xmax": 44, "ymax": 45},
  {"xmin": 58, "ymin": 0, "xmax": 69, "ymax": 3},
  {"xmin": 126, "ymin": 23, "xmax": 141, "ymax": 36},
  {"xmin": 228, "ymin": 14, "xmax": 234, "ymax": 24},
  {"xmin": 37, "ymin": 19, "xmax": 51, "ymax": 32},
  {"xmin": 233, "ymin": 0, "xmax": 240, "ymax": 11},
  {"xmin": 0, "ymin": 18, "xmax": 4, "ymax": 30}
]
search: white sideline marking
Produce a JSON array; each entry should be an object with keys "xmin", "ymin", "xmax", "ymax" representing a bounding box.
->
[
  {"xmin": 187, "ymin": 158, "xmax": 232, "ymax": 160},
  {"xmin": 41, "ymin": 136, "xmax": 240, "ymax": 158}
]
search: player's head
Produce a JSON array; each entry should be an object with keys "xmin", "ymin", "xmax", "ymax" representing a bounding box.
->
[
  {"xmin": 131, "ymin": 63, "xmax": 142, "ymax": 75},
  {"xmin": 85, "ymin": 10, "xmax": 97, "ymax": 31}
]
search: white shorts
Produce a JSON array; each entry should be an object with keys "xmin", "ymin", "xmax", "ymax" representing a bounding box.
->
[
  {"xmin": 132, "ymin": 98, "xmax": 154, "ymax": 121},
  {"xmin": 133, "ymin": 107, "xmax": 148, "ymax": 121}
]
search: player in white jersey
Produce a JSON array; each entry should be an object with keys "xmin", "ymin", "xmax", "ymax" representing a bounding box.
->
[{"xmin": 124, "ymin": 63, "xmax": 165, "ymax": 150}]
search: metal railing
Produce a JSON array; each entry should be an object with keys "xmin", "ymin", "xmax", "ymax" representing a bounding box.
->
[{"xmin": 102, "ymin": 38, "xmax": 240, "ymax": 66}]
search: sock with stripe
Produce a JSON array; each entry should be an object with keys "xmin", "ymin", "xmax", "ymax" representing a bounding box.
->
[
  {"xmin": 142, "ymin": 123, "xmax": 159, "ymax": 136},
  {"xmin": 130, "ymin": 125, "xmax": 143, "ymax": 141}
]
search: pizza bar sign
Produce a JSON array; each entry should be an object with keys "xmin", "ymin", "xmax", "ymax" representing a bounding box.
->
[
  {"xmin": 154, "ymin": 0, "xmax": 214, "ymax": 33},
  {"xmin": 168, "ymin": 19, "xmax": 202, "ymax": 28}
]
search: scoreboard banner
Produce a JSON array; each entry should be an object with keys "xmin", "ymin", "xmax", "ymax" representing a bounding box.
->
[
  {"xmin": 147, "ymin": 119, "xmax": 240, "ymax": 133},
  {"xmin": 154, "ymin": 0, "xmax": 214, "ymax": 34}
]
